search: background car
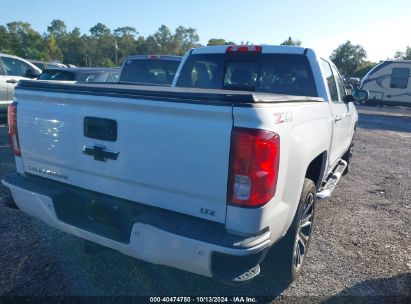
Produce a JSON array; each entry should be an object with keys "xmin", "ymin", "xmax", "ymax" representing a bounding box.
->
[
  {"xmin": 38, "ymin": 67, "xmax": 119, "ymax": 83},
  {"xmin": 0, "ymin": 53, "xmax": 42, "ymax": 120},
  {"xmin": 29, "ymin": 60, "xmax": 67, "ymax": 70},
  {"xmin": 119, "ymin": 55, "xmax": 182, "ymax": 85}
]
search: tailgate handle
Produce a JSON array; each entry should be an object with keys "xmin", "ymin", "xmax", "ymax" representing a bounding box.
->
[
  {"xmin": 84, "ymin": 117, "xmax": 117, "ymax": 141},
  {"xmin": 83, "ymin": 145, "xmax": 119, "ymax": 162}
]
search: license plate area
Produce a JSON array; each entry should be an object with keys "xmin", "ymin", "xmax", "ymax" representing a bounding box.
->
[{"xmin": 53, "ymin": 190, "xmax": 142, "ymax": 243}]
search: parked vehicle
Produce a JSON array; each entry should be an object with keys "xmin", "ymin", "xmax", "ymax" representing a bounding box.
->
[
  {"xmin": 119, "ymin": 55, "xmax": 181, "ymax": 85},
  {"xmin": 0, "ymin": 53, "xmax": 41, "ymax": 119},
  {"xmin": 360, "ymin": 60, "xmax": 411, "ymax": 106},
  {"xmin": 39, "ymin": 67, "xmax": 119, "ymax": 83},
  {"xmin": 2, "ymin": 45, "xmax": 367, "ymax": 285},
  {"xmin": 347, "ymin": 77, "xmax": 360, "ymax": 90},
  {"xmin": 29, "ymin": 60, "xmax": 67, "ymax": 70}
]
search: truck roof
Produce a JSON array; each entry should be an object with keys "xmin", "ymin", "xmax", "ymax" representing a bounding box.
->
[
  {"xmin": 191, "ymin": 45, "xmax": 309, "ymax": 55},
  {"xmin": 125, "ymin": 55, "xmax": 182, "ymax": 61}
]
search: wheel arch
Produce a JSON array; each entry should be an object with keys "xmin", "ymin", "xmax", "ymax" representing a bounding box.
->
[{"xmin": 305, "ymin": 151, "xmax": 328, "ymax": 190}]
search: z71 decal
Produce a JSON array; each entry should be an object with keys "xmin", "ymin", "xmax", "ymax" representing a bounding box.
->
[{"xmin": 273, "ymin": 111, "xmax": 293, "ymax": 124}]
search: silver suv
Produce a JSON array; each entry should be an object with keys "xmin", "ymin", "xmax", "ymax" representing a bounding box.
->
[{"xmin": 0, "ymin": 53, "xmax": 42, "ymax": 119}]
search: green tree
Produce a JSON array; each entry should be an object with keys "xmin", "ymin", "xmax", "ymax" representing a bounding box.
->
[
  {"xmin": 90, "ymin": 23, "xmax": 111, "ymax": 37},
  {"xmin": 354, "ymin": 61, "xmax": 377, "ymax": 78},
  {"xmin": 114, "ymin": 26, "xmax": 138, "ymax": 64},
  {"xmin": 0, "ymin": 25, "xmax": 13, "ymax": 54},
  {"xmin": 393, "ymin": 46, "xmax": 411, "ymax": 60},
  {"xmin": 281, "ymin": 36, "xmax": 302, "ymax": 46},
  {"xmin": 6, "ymin": 21, "xmax": 44, "ymax": 59},
  {"xmin": 114, "ymin": 26, "xmax": 137, "ymax": 38},
  {"xmin": 393, "ymin": 50, "xmax": 404, "ymax": 60},
  {"xmin": 142, "ymin": 35, "xmax": 160, "ymax": 54},
  {"xmin": 43, "ymin": 34, "xmax": 63, "ymax": 61},
  {"xmin": 207, "ymin": 38, "xmax": 235, "ymax": 46},
  {"xmin": 330, "ymin": 41, "xmax": 367, "ymax": 77},
  {"xmin": 171, "ymin": 26, "xmax": 200, "ymax": 55},
  {"xmin": 135, "ymin": 35, "xmax": 150, "ymax": 54},
  {"xmin": 88, "ymin": 23, "xmax": 116, "ymax": 66},
  {"xmin": 47, "ymin": 19, "xmax": 67, "ymax": 39},
  {"xmin": 57, "ymin": 27, "xmax": 86, "ymax": 66},
  {"xmin": 153, "ymin": 25, "xmax": 173, "ymax": 54}
]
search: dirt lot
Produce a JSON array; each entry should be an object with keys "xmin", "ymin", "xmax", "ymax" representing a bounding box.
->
[{"xmin": 0, "ymin": 105, "xmax": 410, "ymax": 303}]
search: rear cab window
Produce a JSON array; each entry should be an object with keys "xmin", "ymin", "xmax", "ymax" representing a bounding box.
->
[
  {"xmin": 176, "ymin": 52, "xmax": 318, "ymax": 97},
  {"xmin": 120, "ymin": 58, "xmax": 181, "ymax": 85}
]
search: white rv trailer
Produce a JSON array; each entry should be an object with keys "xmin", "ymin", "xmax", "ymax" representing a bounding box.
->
[{"xmin": 361, "ymin": 60, "xmax": 411, "ymax": 106}]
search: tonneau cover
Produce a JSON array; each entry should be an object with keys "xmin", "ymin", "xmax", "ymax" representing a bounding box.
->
[{"xmin": 17, "ymin": 80, "xmax": 324, "ymax": 104}]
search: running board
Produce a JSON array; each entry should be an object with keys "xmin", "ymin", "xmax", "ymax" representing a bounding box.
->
[
  {"xmin": 233, "ymin": 265, "xmax": 261, "ymax": 283},
  {"xmin": 316, "ymin": 159, "xmax": 347, "ymax": 202}
]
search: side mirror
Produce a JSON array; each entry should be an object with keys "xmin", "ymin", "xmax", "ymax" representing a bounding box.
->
[
  {"xmin": 344, "ymin": 89, "xmax": 368, "ymax": 103},
  {"xmin": 352, "ymin": 89, "xmax": 368, "ymax": 102},
  {"xmin": 25, "ymin": 68, "xmax": 41, "ymax": 79}
]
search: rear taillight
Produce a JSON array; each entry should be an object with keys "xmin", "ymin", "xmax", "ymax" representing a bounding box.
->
[
  {"xmin": 228, "ymin": 128, "xmax": 280, "ymax": 208},
  {"xmin": 226, "ymin": 45, "xmax": 262, "ymax": 53},
  {"xmin": 8, "ymin": 102, "xmax": 21, "ymax": 156}
]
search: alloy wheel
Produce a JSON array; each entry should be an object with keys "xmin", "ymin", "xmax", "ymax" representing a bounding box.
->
[{"xmin": 293, "ymin": 192, "xmax": 314, "ymax": 271}]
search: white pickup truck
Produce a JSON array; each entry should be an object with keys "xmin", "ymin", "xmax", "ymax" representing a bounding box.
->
[{"xmin": 2, "ymin": 45, "xmax": 367, "ymax": 285}]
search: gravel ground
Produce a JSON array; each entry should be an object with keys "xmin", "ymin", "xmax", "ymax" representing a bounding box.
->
[{"xmin": 0, "ymin": 105, "xmax": 410, "ymax": 303}]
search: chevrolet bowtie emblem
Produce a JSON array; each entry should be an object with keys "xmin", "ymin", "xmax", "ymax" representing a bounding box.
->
[{"xmin": 82, "ymin": 145, "xmax": 119, "ymax": 162}]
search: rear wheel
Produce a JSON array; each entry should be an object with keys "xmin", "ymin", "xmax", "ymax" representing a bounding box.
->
[{"xmin": 261, "ymin": 178, "xmax": 316, "ymax": 286}]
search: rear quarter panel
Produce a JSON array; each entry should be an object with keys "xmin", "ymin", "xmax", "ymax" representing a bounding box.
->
[{"xmin": 227, "ymin": 102, "xmax": 332, "ymax": 242}]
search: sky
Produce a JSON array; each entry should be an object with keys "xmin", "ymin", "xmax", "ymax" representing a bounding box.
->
[{"xmin": 1, "ymin": 0, "xmax": 410, "ymax": 62}]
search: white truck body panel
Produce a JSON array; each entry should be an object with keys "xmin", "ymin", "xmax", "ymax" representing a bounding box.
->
[
  {"xmin": 3, "ymin": 178, "xmax": 271, "ymax": 277},
  {"xmin": 16, "ymin": 89, "xmax": 233, "ymax": 223},
  {"xmin": 227, "ymin": 102, "xmax": 333, "ymax": 236}
]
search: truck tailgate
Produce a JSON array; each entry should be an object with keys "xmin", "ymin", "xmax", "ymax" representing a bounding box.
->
[{"xmin": 15, "ymin": 87, "xmax": 233, "ymax": 223}]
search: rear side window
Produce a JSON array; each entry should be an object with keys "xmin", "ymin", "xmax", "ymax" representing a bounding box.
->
[
  {"xmin": 390, "ymin": 68, "xmax": 409, "ymax": 89},
  {"xmin": 330, "ymin": 65, "xmax": 346, "ymax": 102},
  {"xmin": 120, "ymin": 59, "xmax": 181, "ymax": 85},
  {"xmin": 321, "ymin": 59, "xmax": 339, "ymax": 101},
  {"xmin": 176, "ymin": 53, "xmax": 318, "ymax": 97},
  {"xmin": 1, "ymin": 56, "xmax": 31, "ymax": 77},
  {"xmin": 39, "ymin": 70, "xmax": 76, "ymax": 81}
]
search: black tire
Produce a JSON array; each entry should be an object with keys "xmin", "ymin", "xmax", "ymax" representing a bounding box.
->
[{"xmin": 261, "ymin": 178, "xmax": 316, "ymax": 286}]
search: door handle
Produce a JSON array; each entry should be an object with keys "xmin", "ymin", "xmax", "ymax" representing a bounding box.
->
[
  {"xmin": 334, "ymin": 115, "xmax": 342, "ymax": 122},
  {"xmin": 6, "ymin": 79, "xmax": 18, "ymax": 84},
  {"xmin": 346, "ymin": 113, "xmax": 352, "ymax": 117}
]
